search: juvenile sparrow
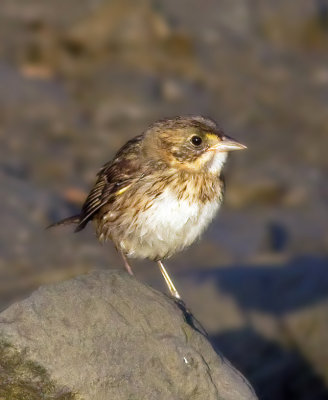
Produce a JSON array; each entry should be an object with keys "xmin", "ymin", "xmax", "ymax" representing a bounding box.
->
[{"xmin": 49, "ymin": 116, "xmax": 246, "ymax": 299}]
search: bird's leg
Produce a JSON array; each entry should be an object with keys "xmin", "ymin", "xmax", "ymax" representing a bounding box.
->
[
  {"xmin": 157, "ymin": 260, "xmax": 181, "ymax": 299},
  {"xmin": 120, "ymin": 251, "xmax": 134, "ymax": 276}
]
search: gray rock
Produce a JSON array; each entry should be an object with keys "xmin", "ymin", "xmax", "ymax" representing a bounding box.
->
[{"xmin": 0, "ymin": 270, "xmax": 257, "ymax": 400}]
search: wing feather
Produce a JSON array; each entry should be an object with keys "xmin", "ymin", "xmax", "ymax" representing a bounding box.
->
[{"xmin": 75, "ymin": 134, "xmax": 144, "ymax": 231}]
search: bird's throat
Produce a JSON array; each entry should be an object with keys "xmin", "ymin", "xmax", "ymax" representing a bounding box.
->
[{"xmin": 207, "ymin": 151, "xmax": 228, "ymax": 174}]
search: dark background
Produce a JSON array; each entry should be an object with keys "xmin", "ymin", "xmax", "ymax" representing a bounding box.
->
[{"xmin": 1, "ymin": 1, "xmax": 328, "ymax": 399}]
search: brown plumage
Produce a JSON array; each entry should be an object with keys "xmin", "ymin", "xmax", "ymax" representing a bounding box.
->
[{"xmin": 49, "ymin": 116, "xmax": 246, "ymax": 299}]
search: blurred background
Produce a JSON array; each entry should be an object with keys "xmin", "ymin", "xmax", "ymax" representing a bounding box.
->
[{"xmin": 0, "ymin": 0, "xmax": 328, "ymax": 399}]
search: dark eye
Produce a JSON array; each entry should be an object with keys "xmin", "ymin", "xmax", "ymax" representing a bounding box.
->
[{"xmin": 191, "ymin": 136, "xmax": 203, "ymax": 146}]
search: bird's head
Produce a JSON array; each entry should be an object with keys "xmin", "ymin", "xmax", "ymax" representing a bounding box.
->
[{"xmin": 143, "ymin": 116, "xmax": 246, "ymax": 174}]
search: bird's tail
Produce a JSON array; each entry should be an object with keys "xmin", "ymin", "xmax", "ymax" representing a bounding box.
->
[{"xmin": 47, "ymin": 215, "xmax": 81, "ymax": 230}]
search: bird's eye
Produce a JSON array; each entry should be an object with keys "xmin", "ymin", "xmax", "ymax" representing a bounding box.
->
[{"xmin": 191, "ymin": 136, "xmax": 203, "ymax": 146}]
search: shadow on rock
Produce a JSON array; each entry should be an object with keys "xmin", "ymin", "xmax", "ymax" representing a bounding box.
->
[
  {"xmin": 210, "ymin": 327, "xmax": 328, "ymax": 400},
  {"xmin": 187, "ymin": 255, "xmax": 328, "ymax": 316},
  {"xmin": 181, "ymin": 255, "xmax": 328, "ymax": 400}
]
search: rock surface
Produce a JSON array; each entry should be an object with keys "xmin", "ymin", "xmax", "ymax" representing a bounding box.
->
[{"xmin": 0, "ymin": 270, "xmax": 257, "ymax": 400}]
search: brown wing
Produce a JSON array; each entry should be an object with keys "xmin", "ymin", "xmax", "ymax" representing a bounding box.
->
[{"xmin": 75, "ymin": 134, "xmax": 145, "ymax": 232}]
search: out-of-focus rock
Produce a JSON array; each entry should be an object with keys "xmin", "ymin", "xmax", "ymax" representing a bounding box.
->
[
  {"xmin": 0, "ymin": 270, "xmax": 257, "ymax": 400},
  {"xmin": 64, "ymin": 0, "xmax": 170, "ymax": 50},
  {"xmin": 283, "ymin": 299, "xmax": 328, "ymax": 388},
  {"xmin": 180, "ymin": 255, "xmax": 328, "ymax": 399},
  {"xmin": 226, "ymin": 177, "xmax": 287, "ymax": 208}
]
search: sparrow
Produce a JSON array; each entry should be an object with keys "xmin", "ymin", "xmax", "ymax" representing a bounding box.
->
[{"xmin": 49, "ymin": 116, "xmax": 246, "ymax": 299}]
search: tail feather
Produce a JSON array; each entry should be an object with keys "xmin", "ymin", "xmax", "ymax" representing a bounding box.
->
[
  {"xmin": 74, "ymin": 219, "xmax": 89, "ymax": 233},
  {"xmin": 47, "ymin": 215, "xmax": 81, "ymax": 230}
]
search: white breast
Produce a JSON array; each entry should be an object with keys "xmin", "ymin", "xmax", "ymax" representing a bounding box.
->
[{"xmin": 120, "ymin": 188, "xmax": 221, "ymax": 260}]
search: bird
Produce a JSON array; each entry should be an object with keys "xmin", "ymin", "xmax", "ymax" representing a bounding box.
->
[{"xmin": 49, "ymin": 116, "xmax": 246, "ymax": 299}]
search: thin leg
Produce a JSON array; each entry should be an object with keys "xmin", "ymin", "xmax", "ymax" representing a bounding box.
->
[
  {"xmin": 157, "ymin": 260, "xmax": 181, "ymax": 299},
  {"xmin": 120, "ymin": 251, "xmax": 134, "ymax": 276}
]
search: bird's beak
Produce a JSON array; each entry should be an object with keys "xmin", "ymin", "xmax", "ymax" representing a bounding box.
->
[{"xmin": 208, "ymin": 136, "xmax": 247, "ymax": 152}]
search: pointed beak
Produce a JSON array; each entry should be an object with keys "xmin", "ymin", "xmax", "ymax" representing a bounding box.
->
[{"xmin": 208, "ymin": 135, "xmax": 247, "ymax": 152}]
